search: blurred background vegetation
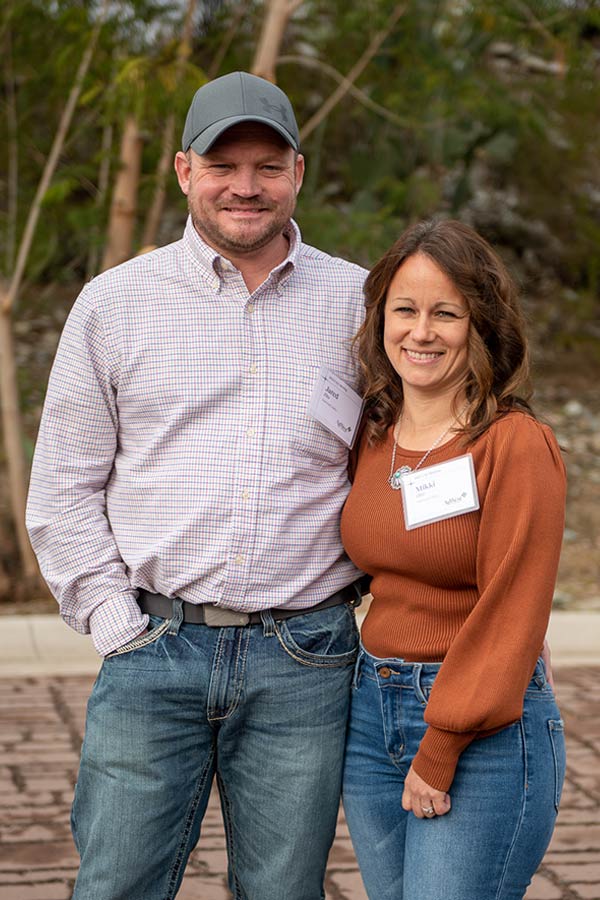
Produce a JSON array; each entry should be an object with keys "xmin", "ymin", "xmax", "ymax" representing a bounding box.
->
[{"xmin": 0, "ymin": 0, "xmax": 599, "ymax": 605}]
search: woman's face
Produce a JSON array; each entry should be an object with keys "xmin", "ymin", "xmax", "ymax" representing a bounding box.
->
[{"xmin": 383, "ymin": 252, "xmax": 470, "ymax": 398}]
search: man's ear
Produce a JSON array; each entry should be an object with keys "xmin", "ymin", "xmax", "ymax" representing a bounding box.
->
[
  {"xmin": 295, "ymin": 153, "xmax": 305, "ymax": 196},
  {"xmin": 174, "ymin": 151, "xmax": 192, "ymax": 196}
]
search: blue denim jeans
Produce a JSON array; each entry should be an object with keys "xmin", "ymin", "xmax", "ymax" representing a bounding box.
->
[
  {"xmin": 342, "ymin": 646, "xmax": 566, "ymax": 900},
  {"xmin": 71, "ymin": 600, "xmax": 359, "ymax": 900}
]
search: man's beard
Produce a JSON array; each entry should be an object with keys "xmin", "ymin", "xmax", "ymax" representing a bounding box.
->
[{"xmin": 188, "ymin": 197, "xmax": 294, "ymax": 256}]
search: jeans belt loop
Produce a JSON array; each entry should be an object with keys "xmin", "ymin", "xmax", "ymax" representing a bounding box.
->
[
  {"xmin": 260, "ymin": 609, "xmax": 277, "ymax": 637},
  {"xmin": 412, "ymin": 663, "xmax": 426, "ymax": 704},
  {"xmin": 167, "ymin": 598, "xmax": 184, "ymax": 635},
  {"xmin": 352, "ymin": 647, "xmax": 365, "ymax": 690}
]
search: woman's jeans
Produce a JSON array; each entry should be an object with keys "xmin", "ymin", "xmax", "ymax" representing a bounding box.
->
[
  {"xmin": 70, "ymin": 600, "xmax": 359, "ymax": 900},
  {"xmin": 342, "ymin": 647, "xmax": 566, "ymax": 900}
]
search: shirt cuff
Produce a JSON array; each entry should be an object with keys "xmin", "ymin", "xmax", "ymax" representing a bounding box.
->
[
  {"xmin": 88, "ymin": 593, "xmax": 148, "ymax": 656},
  {"xmin": 412, "ymin": 725, "xmax": 477, "ymax": 793}
]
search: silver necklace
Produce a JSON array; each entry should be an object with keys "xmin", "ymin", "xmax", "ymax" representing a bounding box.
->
[{"xmin": 388, "ymin": 405, "xmax": 468, "ymax": 490}]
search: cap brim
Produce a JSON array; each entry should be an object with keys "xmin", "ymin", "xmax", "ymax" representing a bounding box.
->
[{"xmin": 187, "ymin": 115, "xmax": 299, "ymax": 154}]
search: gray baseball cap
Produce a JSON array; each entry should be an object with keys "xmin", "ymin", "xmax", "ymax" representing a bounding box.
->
[{"xmin": 182, "ymin": 72, "xmax": 300, "ymax": 155}]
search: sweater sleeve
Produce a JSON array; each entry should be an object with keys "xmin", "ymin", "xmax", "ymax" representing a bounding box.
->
[{"xmin": 412, "ymin": 414, "xmax": 566, "ymax": 791}]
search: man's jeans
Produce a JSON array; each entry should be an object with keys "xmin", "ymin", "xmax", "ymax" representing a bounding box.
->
[
  {"xmin": 71, "ymin": 600, "xmax": 359, "ymax": 900},
  {"xmin": 343, "ymin": 647, "xmax": 566, "ymax": 900}
]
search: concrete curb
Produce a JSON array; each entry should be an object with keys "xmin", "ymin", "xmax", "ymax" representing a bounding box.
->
[{"xmin": 0, "ymin": 609, "xmax": 597, "ymax": 678}]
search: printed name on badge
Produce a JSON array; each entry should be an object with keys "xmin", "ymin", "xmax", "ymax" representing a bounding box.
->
[
  {"xmin": 308, "ymin": 366, "xmax": 364, "ymax": 448},
  {"xmin": 400, "ymin": 454, "xmax": 480, "ymax": 530}
]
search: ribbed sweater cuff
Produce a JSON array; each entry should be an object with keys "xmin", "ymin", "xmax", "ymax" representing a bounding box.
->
[{"xmin": 412, "ymin": 726, "xmax": 477, "ymax": 793}]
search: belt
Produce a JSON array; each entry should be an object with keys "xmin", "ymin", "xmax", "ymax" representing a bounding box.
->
[{"xmin": 137, "ymin": 585, "xmax": 360, "ymax": 628}]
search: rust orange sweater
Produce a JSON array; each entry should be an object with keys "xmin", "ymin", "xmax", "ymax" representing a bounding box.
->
[{"xmin": 341, "ymin": 411, "xmax": 566, "ymax": 792}]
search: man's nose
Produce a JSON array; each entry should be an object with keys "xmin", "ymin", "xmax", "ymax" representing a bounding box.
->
[{"xmin": 229, "ymin": 167, "xmax": 260, "ymax": 196}]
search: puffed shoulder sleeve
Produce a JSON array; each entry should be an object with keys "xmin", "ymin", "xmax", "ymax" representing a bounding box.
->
[{"xmin": 412, "ymin": 414, "xmax": 566, "ymax": 791}]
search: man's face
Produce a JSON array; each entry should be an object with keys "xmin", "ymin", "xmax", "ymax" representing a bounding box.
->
[{"xmin": 174, "ymin": 123, "xmax": 304, "ymax": 258}]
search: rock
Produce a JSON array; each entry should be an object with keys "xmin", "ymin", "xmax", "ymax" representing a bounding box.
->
[{"xmin": 563, "ymin": 400, "xmax": 586, "ymax": 418}]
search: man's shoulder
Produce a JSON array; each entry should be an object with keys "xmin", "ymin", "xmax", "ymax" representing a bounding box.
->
[
  {"xmin": 69, "ymin": 240, "xmax": 187, "ymax": 320},
  {"xmin": 297, "ymin": 241, "xmax": 368, "ymax": 282},
  {"xmin": 88, "ymin": 240, "xmax": 185, "ymax": 292}
]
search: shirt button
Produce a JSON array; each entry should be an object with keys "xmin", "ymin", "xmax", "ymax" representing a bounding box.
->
[
  {"xmin": 234, "ymin": 554, "xmax": 245, "ymax": 565},
  {"xmin": 247, "ymin": 303, "xmax": 255, "ymax": 313},
  {"xmin": 379, "ymin": 666, "xmax": 392, "ymax": 679},
  {"xmin": 246, "ymin": 428, "xmax": 256, "ymax": 438},
  {"xmin": 249, "ymin": 364, "xmax": 257, "ymax": 375},
  {"xmin": 241, "ymin": 490, "xmax": 249, "ymax": 501}
]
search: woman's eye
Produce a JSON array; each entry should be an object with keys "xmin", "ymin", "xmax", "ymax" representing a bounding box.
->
[{"xmin": 434, "ymin": 309, "xmax": 464, "ymax": 319}]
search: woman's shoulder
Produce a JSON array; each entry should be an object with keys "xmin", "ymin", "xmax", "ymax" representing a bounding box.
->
[{"xmin": 477, "ymin": 410, "xmax": 565, "ymax": 471}]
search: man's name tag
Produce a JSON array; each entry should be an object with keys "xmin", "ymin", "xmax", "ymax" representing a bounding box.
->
[
  {"xmin": 308, "ymin": 366, "xmax": 364, "ymax": 448},
  {"xmin": 400, "ymin": 454, "xmax": 479, "ymax": 530}
]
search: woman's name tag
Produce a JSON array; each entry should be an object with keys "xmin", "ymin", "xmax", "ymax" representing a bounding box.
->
[{"xmin": 400, "ymin": 454, "xmax": 479, "ymax": 530}]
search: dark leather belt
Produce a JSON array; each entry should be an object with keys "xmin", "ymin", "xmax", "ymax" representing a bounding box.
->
[{"xmin": 137, "ymin": 584, "xmax": 360, "ymax": 628}]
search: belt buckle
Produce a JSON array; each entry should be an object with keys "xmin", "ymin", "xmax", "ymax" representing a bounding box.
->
[{"xmin": 203, "ymin": 605, "xmax": 251, "ymax": 627}]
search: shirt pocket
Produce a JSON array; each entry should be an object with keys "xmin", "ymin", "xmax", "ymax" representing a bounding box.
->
[{"xmin": 287, "ymin": 364, "xmax": 352, "ymax": 467}]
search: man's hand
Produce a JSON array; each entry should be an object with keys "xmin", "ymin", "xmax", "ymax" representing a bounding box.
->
[{"xmin": 402, "ymin": 764, "xmax": 451, "ymax": 819}]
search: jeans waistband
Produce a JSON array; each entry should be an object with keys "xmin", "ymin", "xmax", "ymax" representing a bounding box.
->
[
  {"xmin": 353, "ymin": 644, "xmax": 548, "ymax": 693},
  {"xmin": 137, "ymin": 584, "xmax": 361, "ymax": 628}
]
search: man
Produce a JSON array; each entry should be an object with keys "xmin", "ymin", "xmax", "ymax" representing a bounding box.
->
[{"xmin": 26, "ymin": 72, "xmax": 367, "ymax": 900}]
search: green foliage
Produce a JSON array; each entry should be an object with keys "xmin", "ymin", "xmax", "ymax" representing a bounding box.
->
[{"xmin": 0, "ymin": 0, "xmax": 598, "ymax": 346}]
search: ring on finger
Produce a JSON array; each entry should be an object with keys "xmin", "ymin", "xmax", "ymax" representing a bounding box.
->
[{"xmin": 421, "ymin": 805, "xmax": 435, "ymax": 817}]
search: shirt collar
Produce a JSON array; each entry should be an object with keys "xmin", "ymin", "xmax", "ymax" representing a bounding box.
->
[{"xmin": 183, "ymin": 216, "xmax": 301, "ymax": 289}]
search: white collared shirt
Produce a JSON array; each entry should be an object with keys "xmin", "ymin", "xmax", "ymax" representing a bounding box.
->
[{"xmin": 26, "ymin": 218, "xmax": 367, "ymax": 654}]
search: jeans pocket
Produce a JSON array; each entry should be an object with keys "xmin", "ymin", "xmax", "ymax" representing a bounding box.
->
[
  {"xmin": 105, "ymin": 615, "xmax": 171, "ymax": 659},
  {"xmin": 548, "ymin": 718, "xmax": 566, "ymax": 812},
  {"xmin": 275, "ymin": 604, "xmax": 359, "ymax": 668}
]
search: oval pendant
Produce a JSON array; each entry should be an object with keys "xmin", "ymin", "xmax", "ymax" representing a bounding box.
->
[{"xmin": 389, "ymin": 465, "xmax": 412, "ymax": 490}]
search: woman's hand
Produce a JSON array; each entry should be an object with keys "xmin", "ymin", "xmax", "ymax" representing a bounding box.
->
[
  {"xmin": 542, "ymin": 638, "xmax": 554, "ymax": 690},
  {"xmin": 402, "ymin": 764, "xmax": 451, "ymax": 818}
]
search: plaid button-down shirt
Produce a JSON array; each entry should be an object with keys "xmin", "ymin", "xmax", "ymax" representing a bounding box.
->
[{"xmin": 27, "ymin": 218, "xmax": 367, "ymax": 655}]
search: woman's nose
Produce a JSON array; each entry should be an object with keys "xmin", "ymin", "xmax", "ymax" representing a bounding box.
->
[{"xmin": 410, "ymin": 312, "xmax": 435, "ymax": 342}]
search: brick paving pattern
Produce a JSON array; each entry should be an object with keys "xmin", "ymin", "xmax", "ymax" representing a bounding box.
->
[{"xmin": 0, "ymin": 667, "xmax": 597, "ymax": 900}]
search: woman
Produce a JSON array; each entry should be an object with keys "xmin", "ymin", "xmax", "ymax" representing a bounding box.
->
[{"xmin": 341, "ymin": 219, "xmax": 566, "ymax": 900}]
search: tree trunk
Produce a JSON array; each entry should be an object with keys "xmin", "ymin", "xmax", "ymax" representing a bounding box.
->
[
  {"xmin": 100, "ymin": 115, "xmax": 144, "ymax": 272},
  {"xmin": 87, "ymin": 120, "xmax": 114, "ymax": 277},
  {"xmin": 252, "ymin": 0, "xmax": 303, "ymax": 82},
  {"xmin": 141, "ymin": 0, "xmax": 197, "ymax": 249},
  {"xmin": 4, "ymin": 32, "xmax": 18, "ymax": 275},
  {"xmin": 0, "ymin": 0, "xmax": 108, "ymax": 588},
  {"xmin": 0, "ymin": 308, "xmax": 39, "ymax": 581}
]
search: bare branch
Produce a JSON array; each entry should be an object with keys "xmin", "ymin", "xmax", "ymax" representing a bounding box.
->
[
  {"xmin": 278, "ymin": 54, "xmax": 414, "ymax": 129},
  {"xmin": 2, "ymin": 0, "xmax": 110, "ymax": 313},
  {"xmin": 509, "ymin": 0, "xmax": 566, "ymax": 76},
  {"xmin": 3, "ymin": 29, "xmax": 18, "ymax": 275},
  {"xmin": 252, "ymin": 0, "xmax": 303, "ymax": 83},
  {"xmin": 299, "ymin": 3, "xmax": 407, "ymax": 142},
  {"xmin": 208, "ymin": 0, "xmax": 251, "ymax": 79},
  {"xmin": 142, "ymin": 0, "xmax": 197, "ymax": 249}
]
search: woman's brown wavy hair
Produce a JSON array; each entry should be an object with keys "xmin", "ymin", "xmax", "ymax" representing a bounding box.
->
[{"xmin": 356, "ymin": 218, "xmax": 534, "ymax": 444}]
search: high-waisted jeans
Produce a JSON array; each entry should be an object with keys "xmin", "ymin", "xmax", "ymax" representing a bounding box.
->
[
  {"xmin": 342, "ymin": 646, "xmax": 566, "ymax": 900},
  {"xmin": 71, "ymin": 600, "xmax": 359, "ymax": 900}
]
